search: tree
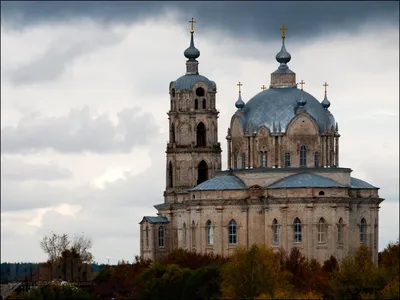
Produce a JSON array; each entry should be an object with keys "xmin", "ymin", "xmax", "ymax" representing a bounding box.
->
[
  {"xmin": 220, "ymin": 245, "xmax": 287, "ymax": 299},
  {"xmin": 40, "ymin": 232, "xmax": 93, "ymax": 281},
  {"xmin": 328, "ymin": 246, "xmax": 387, "ymax": 300}
]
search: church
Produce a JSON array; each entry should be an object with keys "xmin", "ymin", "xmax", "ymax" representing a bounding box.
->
[{"xmin": 139, "ymin": 21, "xmax": 383, "ymax": 264}]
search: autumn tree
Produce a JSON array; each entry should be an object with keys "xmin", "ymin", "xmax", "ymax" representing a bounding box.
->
[
  {"xmin": 220, "ymin": 245, "xmax": 288, "ymax": 299},
  {"xmin": 328, "ymin": 245, "xmax": 387, "ymax": 300}
]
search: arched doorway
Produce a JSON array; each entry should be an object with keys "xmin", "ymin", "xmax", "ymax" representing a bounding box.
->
[
  {"xmin": 196, "ymin": 122, "xmax": 206, "ymax": 147},
  {"xmin": 197, "ymin": 160, "xmax": 208, "ymax": 185}
]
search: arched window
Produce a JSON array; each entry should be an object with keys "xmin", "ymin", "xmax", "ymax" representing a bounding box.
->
[
  {"xmin": 168, "ymin": 161, "xmax": 173, "ymax": 188},
  {"xmin": 197, "ymin": 160, "xmax": 208, "ymax": 185},
  {"xmin": 338, "ymin": 218, "xmax": 343, "ymax": 244},
  {"xmin": 191, "ymin": 220, "xmax": 196, "ymax": 248},
  {"xmin": 158, "ymin": 226, "xmax": 165, "ymax": 248},
  {"xmin": 272, "ymin": 219, "xmax": 279, "ymax": 245},
  {"xmin": 300, "ymin": 145, "xmax": 307, "ymax": 167},
  {"xmin": 319, "ymin": 191, "xmax": 325, "ymax": 196},
  {"xmin": 260, "ymin": 151, "xmax": 268, "ymax": 167},
  {"xmin": 195, "ymin": 99, "xmax": 199, "ymax": 109},
  {"xmin": 183, "ymin": 223, "xmax": 187, "ymax": 248},
  {"xmin": 233, "ymin": 152, "xmax": 238, "ymax": 169},
  {"xmin": 196, "ymin": 122, "xmax": 206, "ymax": 147},
  {"xmin": 284, "ymin": 152, "xmax": 291, "ymax": 167},
  {"xmin": 206, "ymin": 220, "xmax": 213, "ymax": 245},
  {"xmin": 294, "ymin": 218, "xmax": 302, "ymax": 243},
  {"xmin": 202, "ymin": 99, "xmax": 206, "ymax": 109},
  {"xmin": 241, "ymin": 152, "xmax": 246, "ymax": 169},
  {"xmin": 314, "ymin": 152, "xmax": 319, "ymax": 167},
  {"xmin": 171, "ymin": 123, "xmax": 175, "ymax": 143},
  {"xmin": 228, "ymin": 219, "xmax": 237, "ymax": 244},
  {"xmin": 196, "ymin": 87, "xmax": 205, "ymax": 97},
  {"xmin": 318, "ymin": 218, "xmax": 327, "ymax": 243},
  {"xmin": 145, "ymin": 225, "xmax": 149, "ymax": 248},
  {"xmin": 360, "ymin": 218, "xmax": 367, "ymax": 243}
]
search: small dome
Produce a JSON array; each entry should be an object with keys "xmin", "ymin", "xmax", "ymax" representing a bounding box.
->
[
  {"xmin": 297, "ymin": 91, "xmax": 307, "ymax": 107},
  {"xmin": 184, "ymin": 32, "xmax": 200, "ymax": 60},
  {"xmin": 235, "ymin": 93, "xmax": 245, "ymax": 110},
  {"xmin": 276, "ymin": 39, "xmax": 291, "ymax": 65},
  {"xmin": 321, "ymin": 93, "xmax": 331, "ymax": 109}
]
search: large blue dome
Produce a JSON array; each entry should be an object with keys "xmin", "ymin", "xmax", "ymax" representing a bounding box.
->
[{"xmin": 238, "ymin": 87, "xmax": 334, "ymax": 134}]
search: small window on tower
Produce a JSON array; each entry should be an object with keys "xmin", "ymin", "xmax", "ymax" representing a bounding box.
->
[
  {"xmin": 202, "ymin": 99, "xmax": 206, "ymax": 109},
  {"xmin": 171, "ymin": 88, "xmax": 176, "ymax": 97},
  {"xmin": 196, "ymin": 87, "xmax": 205, "ymax": 97},
  {"xmin": 195, "ymin": 99, "xmax": 198, "ymax": 109}
]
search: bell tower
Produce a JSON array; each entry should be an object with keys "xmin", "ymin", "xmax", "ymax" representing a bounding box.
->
[{"xmin": 165, "ymin": 18, "xmax": 222, "ymax": 202}]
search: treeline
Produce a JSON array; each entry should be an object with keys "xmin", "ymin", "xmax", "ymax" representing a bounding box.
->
[
  {"xmin": 8, "ymin": 240, "xmax": 399, "ymax": 299},
  {"xmin": 92, "ymin": 241, "xmax": 399, "ymax": 300},
  {"xmin": 0, "ymin": 263, "xmax": 112, "ymax": 283}
]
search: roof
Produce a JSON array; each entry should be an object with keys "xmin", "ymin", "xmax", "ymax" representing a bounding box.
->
[
  {"xmin": 140, "ymin": 216, "xmax": 169, "ymax": 224},
  {"xmin": 236, "ymin": 87, "xmax": 335, "ymax": 134},
  {"xmin": 173, "ymin": 74, "xmax": 216, "ymax": 91},
  {"xmin": 267, "ymin": 172, "xmax": 345, "ymax": 189},
  {"xmin": 189, "ymin": 175, "xmax": 248, "ymax": 191},
  {"xmin": 350, "ymin": 177, "xmax": 378, "ymax": 189}
]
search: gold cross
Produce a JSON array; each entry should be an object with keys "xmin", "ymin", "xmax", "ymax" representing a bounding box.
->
[
  {"xmin": 298, "ymin": 80, "xmax": 305, "ymax": 91},
  {"xmin": 280, "ymin": 24, "xmax": 288, "ymax": 39},
  {"xmin": 189, "ymin": 17, "xmax": 196, "ymax": 33},
  {"xmin": 323, "ymin": 82, "xmax": 329, "ymax": 93},
  {"xmin": 237, "ymin": 81, "xmax": 243, "ymax": 93},
  {"xmin": 261, "ymin": 85, "xmax": 267, "ymax": 91}
]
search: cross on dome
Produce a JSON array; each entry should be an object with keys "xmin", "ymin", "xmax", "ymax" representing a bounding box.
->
[
  {"xmin": 323, "ymin": 82, "xmax": 329, "ymax": 94},
  {"xmin": 280, "ymin": 24, "xmax": 288, "ymax": 39},
  {"xmin": 261, "ymin": 85, "xmax": 267, "ymax": 91},
  {"xmin": 298, "ymin": 80, "xmax": 306, "ymax": 91},
  {"xmin": 237, "ymin": 81, "xmax": 243, "ymax": 94},
  {"xmin": 189, "ymin": 17, "xmax": 196, "ymax": 33}
]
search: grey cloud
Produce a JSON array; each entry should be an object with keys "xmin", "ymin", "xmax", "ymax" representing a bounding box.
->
[
  {"xmin": 1, "ymin": 159, "xmax": 73, "ymax": 181},
  {"xmin": 1, "ymin": 2, "xmax": 398, "ymax": 41},
  {"xmin": 3, "ymin": 28, "xmax": 124, "ymax": 85},
  {"xmin": 1, "ymin": 107, "xmax": 160, "ymax": 154},
  {"xmin": 1, "ymin": 136, "xmax": 166, "ymax": 212}
]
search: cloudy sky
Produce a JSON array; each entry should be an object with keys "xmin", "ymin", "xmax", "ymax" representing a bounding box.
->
[{"xmin": 1, "ymin": 1, "xmax": 399, "ymax": 264}]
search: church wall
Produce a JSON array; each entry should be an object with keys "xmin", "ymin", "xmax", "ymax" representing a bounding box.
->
[{"xmin": 232, "ymin": 169, "xmax": 351, "ymax": 187}]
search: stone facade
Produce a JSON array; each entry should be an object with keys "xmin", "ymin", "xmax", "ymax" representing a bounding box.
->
[{"xmin": 139, "ymin": 27, "xmax": 383, "ymax": 265}]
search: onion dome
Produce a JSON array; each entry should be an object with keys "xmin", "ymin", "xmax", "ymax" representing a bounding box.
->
[
  {"xmin": 276, "ymin": 38, "xmax": 291, "ymax": 67},
  {"xmin": 321, "ymin": 93, "xmax": 330, "ymax": 109},
  {"xmin": 298, "ymin": 90, "xmax": 307, "ymax": 107},
  {"xmin": 184, "ymin": 31, "xmax": 200, "ymax": 60},
  {"xmin": 235, "ymin": 81, "xmax": 245, "ymax": 110}
]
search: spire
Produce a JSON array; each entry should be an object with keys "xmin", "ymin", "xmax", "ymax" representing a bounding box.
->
[
  {"xmin": 235, "ymin": 81, "xmax": 245, "ymax": 110},
  {"xmin": 184, "ymin": 18, "xmax": 200, "ymax": 75},
  {"xmin": 335, "ymin": 122, "xmax": 339, "ymax": 133},
  {"xmin": 321, "ymin": 82, "xmax": 331, "ymax": 109},
  {"xmin": 270, "ymin": 25, "xmax": 296, "ymax": 88}
]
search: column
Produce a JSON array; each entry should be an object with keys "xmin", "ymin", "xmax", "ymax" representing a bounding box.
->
[
  {"xmin": 271, "ymin": 136, "xmax": 276, "ymax": 167},
  {"xmin": 277, "ymin": 136, "xmax": 282, "ymax": 167},
  {"xmin": 325, "ymin": 136, "xmax": 329, "ymax": 167},
  {"xmin": 227, "ymin": 138, "xmax": 232, "ymax": 169},
  {"xmin": 335, "ymin": 137, "xmax": 339, "ymax": 167},
  {"xmin": 321, "ymin": 136, "xmax": 325, "ymax": 167},
  {"xmin": 249, "ymin": 137, "xmax": 254, "ymax": 168}
]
